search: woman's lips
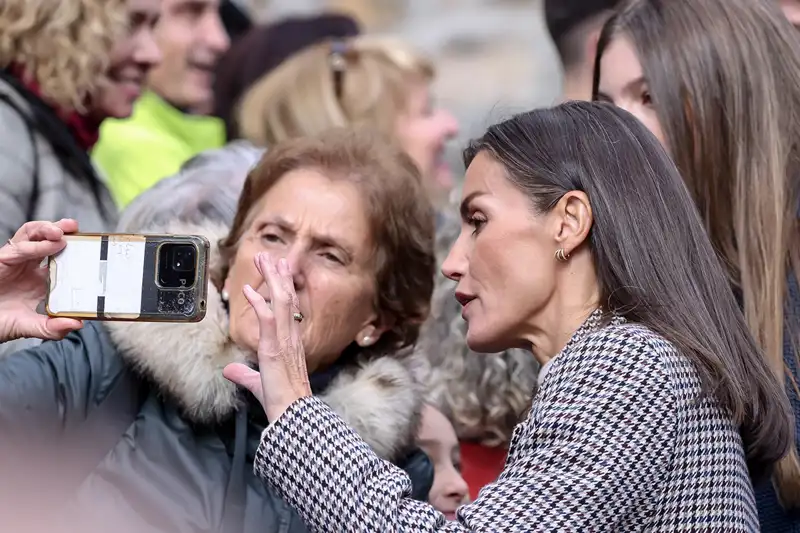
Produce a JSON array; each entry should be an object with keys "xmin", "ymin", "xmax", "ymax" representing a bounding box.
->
[{"xmin": 460, "ymin": 298, "xmax": 474, "ymax": 320}]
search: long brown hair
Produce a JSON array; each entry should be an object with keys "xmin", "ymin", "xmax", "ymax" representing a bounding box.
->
[
  {"xmin": 466, "ymin": 101, "xmax": 793, "ymax": 482},
  {"xmin": 594, "ymin": 0, "xmax": 800, "ymax": 507}
]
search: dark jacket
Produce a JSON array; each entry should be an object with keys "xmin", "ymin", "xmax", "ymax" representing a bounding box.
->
[
  {"xmin": 755, "ymin": 269, "xmax": 800, "ymax": 532},
  {"xmin": 0, "ymin": 221, "xmax": 432, "ymax": 533}
]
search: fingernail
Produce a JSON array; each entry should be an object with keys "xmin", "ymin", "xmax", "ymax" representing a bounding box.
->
[{"xmin": 279, "ymin": 258, "xmax": 288, "ymax": 274}]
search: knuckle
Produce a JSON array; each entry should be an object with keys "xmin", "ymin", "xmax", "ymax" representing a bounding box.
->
[
  {"xmin": 273, "ymin": 291, "xmax": 290, "ymax": 305},
  {"xmin": 258, "ymin": 344, "xmax": 277, "ymax": 358}
]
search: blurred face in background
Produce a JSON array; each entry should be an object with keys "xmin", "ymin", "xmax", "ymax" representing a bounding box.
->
[
  {"xmin": 417, "ymin": 405, "xmax": 468, "ymax": 521},
  {"xmin": 92, "ymin": 0, "xmax": 162, "ymax": 120},
  {"xmin": 782, "ymin": 0, "xmax": 800, "ymax": 27},
  {"xmin": 395, "ymin": 79, "xmax": 460, "ymax": 202},
  {"xmin": 147, "ymin": 0, "xmax": 229, "ymax": 113},
  {"xmin": 595, "ymin": 36, "xmax": 667, "ymax": 148}
]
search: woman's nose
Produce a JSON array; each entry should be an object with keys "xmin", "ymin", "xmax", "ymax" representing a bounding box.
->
[
  {"xmin": 135, "ymin": 29, "xmax": 162, "ymax": 67},
  {"xmin": 277, "ymin": 248, "xmax": 305, "ymax": 291},
  {"xmin": 445, "ymin": 471, "xmax": 469, "ymax": 503},
  {"xmin": 441, "ymin": 237, "xmax": 466, "ymax": 281}
]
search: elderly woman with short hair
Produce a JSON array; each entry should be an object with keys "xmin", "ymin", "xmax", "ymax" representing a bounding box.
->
[{"xmin": 0, "ymin": 129, "xmax": 436, "ymax": 533}]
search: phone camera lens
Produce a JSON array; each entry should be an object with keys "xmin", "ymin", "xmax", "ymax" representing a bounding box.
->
[
  {"xmin": 158, "ymin": 243, "xmax": 198, "ymax": 288},
  {"xmin": 171, "ymin": 245, "xmax": 194, "ymax": 272}
]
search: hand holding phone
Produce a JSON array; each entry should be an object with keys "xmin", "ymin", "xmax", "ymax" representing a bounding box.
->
[
  {"xmin": 0, "ymin": 219, "xmax": 84, "ymax": 341},
  {"xmin": 46, "ymin": 233, "xmax": 210, "ymax": 322}
]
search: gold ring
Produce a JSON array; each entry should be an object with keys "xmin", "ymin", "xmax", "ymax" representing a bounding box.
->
[{"xmin": 292, "ymin": 312, "xmax": 304, "ymax": 323}]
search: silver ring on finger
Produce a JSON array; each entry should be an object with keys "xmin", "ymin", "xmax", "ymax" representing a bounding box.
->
[{"xmin": 292, "ymin": 312, "xmax": 304, "ymax": 323}]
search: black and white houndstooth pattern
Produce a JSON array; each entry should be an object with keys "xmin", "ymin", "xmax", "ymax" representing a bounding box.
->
[{"xmin": 254, "ymin": 312, "xmax": 760, "ymax": 532}]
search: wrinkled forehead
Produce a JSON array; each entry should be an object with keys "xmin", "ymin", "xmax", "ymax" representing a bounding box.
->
[{"xmin": 242, "ymin": 170, "xmax": 375, "ymax": 258}]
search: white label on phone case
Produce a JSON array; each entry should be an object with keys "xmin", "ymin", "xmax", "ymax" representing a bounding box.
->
[
  {"xmin": 49, "ymin": 239, "xmax": 102, "ymax": 315},
  {"xmin": 49, "ymin": 237, "xmax": 146, "ymax": 316},
  {"xmin": 105, "ymin": 237, "xmax": 146, "ymax": 314}
]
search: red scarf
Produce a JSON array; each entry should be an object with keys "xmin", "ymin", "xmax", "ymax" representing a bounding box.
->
[{"xmin": 9, "ymin": 64, "xmax": 101, "ymax": 150}]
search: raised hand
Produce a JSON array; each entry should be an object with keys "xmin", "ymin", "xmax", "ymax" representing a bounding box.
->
[
  {"xmin": 223, "ymin": 252, "xmax": 312, "ymax": 422},
  {"xmin": 0, "ymin": 219, "xmax": 83, "ymax": 342}
]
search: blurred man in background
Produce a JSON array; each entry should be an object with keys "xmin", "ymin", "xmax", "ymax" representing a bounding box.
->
[
  {"xmin": 94, "ymin": 0, "xmax": 230, "ymax": 208},
  {"xmin": 545, "ymin": 0, "xmax": 620, "ymax": 102}
]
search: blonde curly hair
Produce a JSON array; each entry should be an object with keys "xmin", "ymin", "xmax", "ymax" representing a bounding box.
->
[
  {"xmin": 413, "ymin": 205, "xmax": 540, "ymax": 447},
  {"xmin": 0, "ymin": 0, "xmax": 128, "ymax": 112}
]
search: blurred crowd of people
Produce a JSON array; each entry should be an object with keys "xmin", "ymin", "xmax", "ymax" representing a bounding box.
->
[{"xmin": 0, "ymin": 0, "xmax": 798, "ymax": 531}]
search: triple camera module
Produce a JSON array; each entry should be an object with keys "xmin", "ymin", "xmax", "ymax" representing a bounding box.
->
[{"xmin": 157, "ymin": 243, "xmax": 197, "ymax": 289}]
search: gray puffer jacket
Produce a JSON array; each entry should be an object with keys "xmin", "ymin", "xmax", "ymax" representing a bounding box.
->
[{"xmin": 0, "ymin": 71, "xmax": 117, "ymax": 242}]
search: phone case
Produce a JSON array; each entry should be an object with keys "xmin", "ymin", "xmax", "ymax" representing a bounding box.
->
[{"xmin": 46, "ymin": 233, "xmax": 210, "ymax": 322}]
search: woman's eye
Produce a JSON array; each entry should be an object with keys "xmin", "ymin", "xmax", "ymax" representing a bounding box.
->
[
  {"xmin": 321, "ymin": 251, "xmax": 344, "ymax": 265},
  {"xmin": 468, "ymin": 216, "xmax": 486, "ymax": 235},
  {"xmin": 261, "ymin": 233, "xmax": 284, "ymax": 244},
  {"xmin": 642, "ymin": 91, "xmax": 653, "ymax": 106}
]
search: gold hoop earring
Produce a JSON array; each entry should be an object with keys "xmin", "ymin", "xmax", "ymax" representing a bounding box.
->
[{"xmin": 555, "ymin": 248, "xmax": 570, "ymax": 262}]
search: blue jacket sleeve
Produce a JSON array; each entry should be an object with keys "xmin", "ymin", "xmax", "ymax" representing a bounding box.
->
[{"xmin": 0, "ymin": 322, "xmax": 126, "ymax": 439}]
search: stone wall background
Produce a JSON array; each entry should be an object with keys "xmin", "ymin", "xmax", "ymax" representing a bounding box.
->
[{"xmin": 234, "ymin": 0, "xmax": 563, "ymax": 174}]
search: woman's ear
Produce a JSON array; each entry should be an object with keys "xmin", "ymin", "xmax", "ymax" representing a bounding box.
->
[
  {"xmin": 553, "ymin": 190, "xmax": 593, "ymax": 255},
  {"xmin": 355, "ymin": 314, "xmax": 392, "ymax": 347}
]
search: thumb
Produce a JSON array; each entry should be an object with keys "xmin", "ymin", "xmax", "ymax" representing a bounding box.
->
[
  {"xmin": 223, "ymin": 363, "xmax": 265, "ymax": 405},
  {"xmin": 1, "ymin": 313, "xmax": 82, "ymax": 342},
  {"xmin": 39, "ymin": 317, "xmax": 84, "ymax": 340}
]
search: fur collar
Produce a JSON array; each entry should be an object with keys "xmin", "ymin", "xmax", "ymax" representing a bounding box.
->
[{"xmin": 104, "ymin": 220, "xmax": 421, "ymax": 461}]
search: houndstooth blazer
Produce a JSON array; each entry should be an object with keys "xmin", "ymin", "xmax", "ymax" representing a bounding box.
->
[{"xmin": 254, "ymin": 311, "xmax": 759, "ymax": 532}]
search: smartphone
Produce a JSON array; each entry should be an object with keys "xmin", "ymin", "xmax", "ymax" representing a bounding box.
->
[{"xmin": 46, "ymin": 233, "xmax": 210, "ymax": 322}]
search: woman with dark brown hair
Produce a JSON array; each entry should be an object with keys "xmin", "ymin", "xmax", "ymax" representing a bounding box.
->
[
  {"xmin": 226, "ymin": 101, "xmax": 793, "ymax": 530},
  {"xmin": 594, "ymin": 0, "xmax": 800, "ymax": 528}
]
